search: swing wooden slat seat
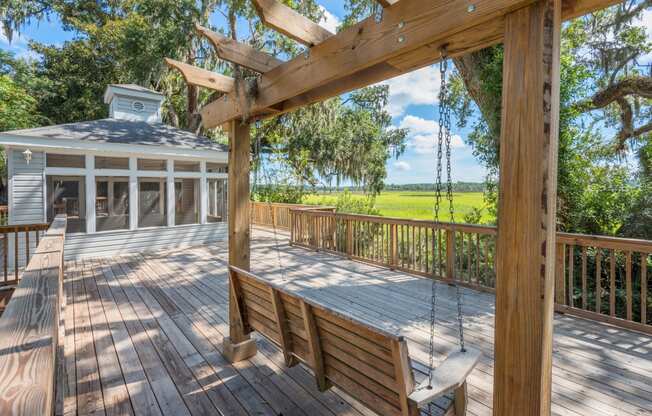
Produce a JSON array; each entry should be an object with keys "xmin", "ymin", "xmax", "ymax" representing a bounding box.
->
[{"xmin": 228, "ymin": 266, "xmax": 481, "ymax": 416}]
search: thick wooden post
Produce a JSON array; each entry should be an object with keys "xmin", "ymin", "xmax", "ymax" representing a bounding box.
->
[
  {"xmin": 493, "ymin": 0, "xmax": 561, "ymax": 415},
  {"xmin": 223, "ymin": 120, "xmax": 257, "ymax": 362}
]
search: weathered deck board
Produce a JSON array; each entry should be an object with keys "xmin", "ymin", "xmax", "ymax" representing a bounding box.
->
[{"xmin": 60, "ymin": 228, "xmax": 652, "ymax": 416}]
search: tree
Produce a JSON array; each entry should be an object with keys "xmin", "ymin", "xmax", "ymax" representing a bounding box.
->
[
  {"xmin": 1, "ymin": 0, "xmax": 407, "ymax": 195},
  {"xmin": 448, "ymin": 1, "xmax": 651, "ymax": 236}
]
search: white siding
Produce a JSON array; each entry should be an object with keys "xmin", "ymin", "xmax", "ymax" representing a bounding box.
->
[
  {"xmin": 64, "ymin": 222, "xmax": 227, "ymax": 260},
  {"xmin": 10, "ymin": 149, "xmax": 45, "ymax": 224},
  {"xmin": 7, "ymin": 149, "xmax": 45, "ymax": 271},
  {"xmin": 109, "ymin": 95, "xmax": 161, "ymax": 122}
]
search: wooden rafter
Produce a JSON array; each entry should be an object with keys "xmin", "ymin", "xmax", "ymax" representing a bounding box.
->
[
  {"xmin": 252, "ymin": 0, "xmax": 333, "ymax": 47},
  {"xmin": 196, "ymin": 24, "xmax": 283, "ymax": 73},
  {"xmin": 164, "ymin": 58, "xmax": 235, "ymax": 93},
  {"xmin": 199, "ymin": 0, "xmax": 621, "ymax": 128}
]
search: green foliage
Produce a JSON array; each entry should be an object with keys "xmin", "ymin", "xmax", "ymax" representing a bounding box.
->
[
  {"xmin": 252, "ymin": 185, "xmax": 306, "ymax": 204},
  {"xmin": 332, "ymin": 190, "xmax": 380, "ymax": 216},
  {"xmin": 0, "ymin": 74, "xmax": 41, "ymax": 131}
]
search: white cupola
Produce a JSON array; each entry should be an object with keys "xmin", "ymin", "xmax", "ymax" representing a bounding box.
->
[{"xmin": 103, "ymin": 84, "xmax": 165, "ymax": 123}]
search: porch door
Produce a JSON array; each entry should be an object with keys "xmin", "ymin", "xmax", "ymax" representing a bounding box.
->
[{"xmin": 138, "ymin": 180, "xmax": 166, "ymax": 228}]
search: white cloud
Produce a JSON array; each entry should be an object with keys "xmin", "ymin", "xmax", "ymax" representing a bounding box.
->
[
  {"xmin": 399, "ymin": 115, "xmax": 464, "ymax": 154},
  {"xmin": 319, "ymin": 6, "xmax": 340, "ymax": 33},
  {"xmin": 393, "ymin": 161, "xmax": 411, "ymax": 171},
  {"xmin": 382, "ymin": 66, "xmax": 441, "ymax": 117}
]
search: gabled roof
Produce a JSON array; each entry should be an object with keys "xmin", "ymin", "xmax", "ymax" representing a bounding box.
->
[{"xmin": 1, "ymin": 118, "xmax": 227, "ymax": 153}]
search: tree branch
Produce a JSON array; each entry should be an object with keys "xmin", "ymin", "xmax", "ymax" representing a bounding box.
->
[{"xmin": 571, "ymin": 76, "xmax": 652, "ymax": 113}]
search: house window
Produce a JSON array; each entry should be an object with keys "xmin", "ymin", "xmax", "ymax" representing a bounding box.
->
[
  {"xmin": 46, "ymin": 153, "xmax": 85, "ymax": 168},
  {"xmin": 206, "ymin": 162, "xmax": 228, "ymax": 173},
  {"xmin": 138, "ymin": 158, "xmax": 167, "ymax": 171},
  {"xmin": 207, "ymin": 179, "xmax": 227, "ymax": 223},
  {"xmin": 95, "ymin": 156, "xmax": 129, "ymax": 170},
  {"xmin": 138, "ymin": 178, "xmax": 167, "ymax": 228},
  {"xmin": 175, "ymin": 179, "xmax": 199, "ymax": 225},
  {"xmin": 46, "ymin": 176, "xmax": 86, "ymax": 233},
  {"xmin": 174, "ymin": 160, "xmax": 200, "ymax": 172},
  {"xmin": 96, "ymin": 177, "xmax": 129, "ymax": 231}
]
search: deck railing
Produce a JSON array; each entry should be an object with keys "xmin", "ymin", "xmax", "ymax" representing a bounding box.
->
[
  {"xmin": 0, "ymin": 223, "xmax": 50, "ymax": 285},
  {"xmin": 251, "ymin": 201, "xmax": 334, "ymax": 230},
  {"xmin": 0, "ymin": 215, "xmax": 67, "ymax": 415},
  {"xmin": 289, "ymin": 207, "xmax": 651, "ymax": 334}
]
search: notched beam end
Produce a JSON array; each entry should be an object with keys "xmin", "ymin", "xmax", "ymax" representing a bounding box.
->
[
  {"xmin": 252, "ymin": 0, "xmax": 333, "ymax": 47},
  {"xmin": 195, "ymin": 23, "xmax": 283, "ymax": 73},
  {"xmin": 164, "ymin": 58, "xmax": 235, "ymax": 93}
]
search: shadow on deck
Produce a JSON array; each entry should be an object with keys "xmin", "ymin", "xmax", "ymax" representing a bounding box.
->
[{"xmin": 61, "ymin": 227, "xmax": 652, "ymax": 416}]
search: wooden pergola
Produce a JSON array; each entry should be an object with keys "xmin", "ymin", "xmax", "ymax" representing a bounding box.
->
[{"xmin": 167, "ymin": 0, "xmax": 621, "ymax": 414}]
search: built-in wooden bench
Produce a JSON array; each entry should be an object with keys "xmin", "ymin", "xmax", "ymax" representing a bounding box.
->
[
  {"xmin": 229, "ymin": 266, "xmax": 481, "ymax": 416},
  {"xmin": 0, "ymin": 215, "xmax": 67, "ymax": 416}
]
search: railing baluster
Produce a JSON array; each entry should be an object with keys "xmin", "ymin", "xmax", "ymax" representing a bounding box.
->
[
  {"xmin": 3, "ymin": 232, "xmax": 7, "ymax": 283},
  {"xmin": 581, "ymin": 247, "xmax": 587, "ymax": 310},
  {"xmin": 568, "ymin": 245, "xmax": 575, "ymax": 308},
  {"xmin": 467, "ymin": 233, "xmax": 472, "ymax": 283},
  {"xmin": 641, "ymin": 253, "xmax": 647, "ymax": 324},
  {"xmin": 642, "ymin": 254, "xmax": 648, "ymax": 325},
  {"xmin": 610, "ymin": 250, "xmax": 616, "ymax": 317},
  {"xmin": 14, "ymin": 231, "xmax": 18, "ymax": 282},
  {"xmin": 595, "ymin": 250, "xmax": 602, "ymax": 314},
  {"xmin": 626, "ymin": 251, "xmax": 632, "ymax": 321}
]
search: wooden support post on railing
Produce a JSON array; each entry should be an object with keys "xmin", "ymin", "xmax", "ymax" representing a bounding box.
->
[
  {"xmin": 390, "ymin": 223, "xmax": 398, "ymax": 269},
  {"xmin": 446, "ymin": 229, "xmax": 456, "ymax": 281}
]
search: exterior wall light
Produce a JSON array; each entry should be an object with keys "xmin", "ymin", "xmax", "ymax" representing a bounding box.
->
[{"xmin": 22, "ymin": 149, "xmax": 32, "ymax": 165}]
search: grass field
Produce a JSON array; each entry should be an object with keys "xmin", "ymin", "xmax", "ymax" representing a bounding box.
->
[{"xmin": 302, "ymin": 191, "xmax": 492, "ymax": 223}]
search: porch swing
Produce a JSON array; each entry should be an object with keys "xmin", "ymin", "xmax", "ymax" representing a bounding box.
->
[{"xmin": 228, "ymin": 53, "xmax": 481, "ymax": 416}]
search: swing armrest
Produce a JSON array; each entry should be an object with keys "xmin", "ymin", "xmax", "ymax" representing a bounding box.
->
[{"xmin": 408, "ymin": 348, "xmax": 481, "ymax": 408}]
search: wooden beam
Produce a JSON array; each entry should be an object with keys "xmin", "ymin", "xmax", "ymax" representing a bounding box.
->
[
  {"xmin": 300, "ymin": 300, "xmax": 328, "ymax": 391},
  {"xmin": 252, "ymin": 0, "xmax": 333, "ymax": 47},
  {"xmin": 196, "ymin": 24, "xmax": 283, "ymax": 73},
  {"xmin": 493, "ymin": 0, "xmax": 561, "ymax": 414},
  {"xmin": 376, "ymin": 0, "xmax": 399, "ymax": 6},
  {"xmin": 200, "ymin": 0, "xmax": 620, "ymax": 127},
  {"xmin": 269, "ymin": 287, "xmax": 297, "ymax": 367},
  {"xmin": 164, "ymin": 58, "xmax": 235, "ymax": 92}
]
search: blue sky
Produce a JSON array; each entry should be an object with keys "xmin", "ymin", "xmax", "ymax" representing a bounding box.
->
[{"xmin": 3, "ymin": 3, "xmax": 650, "ymax": 185}]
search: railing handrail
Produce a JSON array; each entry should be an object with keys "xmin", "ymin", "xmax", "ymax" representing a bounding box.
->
[
  {"xmin": 0, "ymin": 215, "xmax": 67, "ymax": 416},
  {"xmin": 0, "ymin": 223, "xmax": 50, "ymax": 234}
]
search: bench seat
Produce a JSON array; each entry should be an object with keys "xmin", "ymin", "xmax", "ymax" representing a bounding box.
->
[{"xmin": 228, "ymin": 266, "xmax": 480, "ymax": 416}]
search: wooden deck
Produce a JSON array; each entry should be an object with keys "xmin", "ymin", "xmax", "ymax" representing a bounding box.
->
[{"xmin": 61, "ymin": 227, "xmax": 652, "ymax": 416}]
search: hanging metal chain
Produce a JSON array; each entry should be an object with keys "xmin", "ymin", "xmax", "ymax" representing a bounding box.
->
[
  {"xmin": 439, "ymin": 56, "xmax": 467, "ymax": 354},
  {"xmin": 427, "ymin": 53, "xmax": 448, "ymax": 392},
  {"xmin": 427, "ymin": 52, "xmax": 465, "ymax": 415}
]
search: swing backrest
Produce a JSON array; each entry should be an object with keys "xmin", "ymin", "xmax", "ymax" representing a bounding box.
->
[{"xmin": 228, "ymin": 266, "xmax": 418, "ymax": 416}]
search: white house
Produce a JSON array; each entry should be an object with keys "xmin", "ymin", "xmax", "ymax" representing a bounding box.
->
[{"xmin": 0, "ymin": 84, "xmax": 229, "ymax": 262}]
